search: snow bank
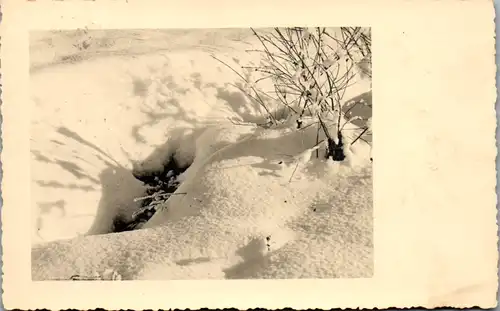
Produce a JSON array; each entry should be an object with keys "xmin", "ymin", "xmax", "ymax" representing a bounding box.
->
[
  {"xmin": 31, "ymin": 28, "xmax": 372, "ymax": 279},
  {"xmin": 32, "ymin": 119, "xmax": 372, "ymax": 280},
  {"xmin": 30, "ymin": 29, "xmax": 269, "ymax": 244}
]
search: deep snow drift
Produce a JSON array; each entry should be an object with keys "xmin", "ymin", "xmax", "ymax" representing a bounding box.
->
[{"xmin": 30, "ymin": 28, "xmax": 373, "ymax": 280}]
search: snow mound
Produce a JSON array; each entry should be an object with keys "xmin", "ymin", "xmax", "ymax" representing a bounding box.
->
[
  {"xmin": 32, "ymin": 121, "xmax": 372, "ymax": 280},
  {"xmin": 30, "ymin": 30, "xmax": 273, "ymax": 244}
]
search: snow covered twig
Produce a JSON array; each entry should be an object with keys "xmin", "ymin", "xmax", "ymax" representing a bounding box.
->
[{"xmin": 133, "ymin": 192, "xmax": 187, "ymax": 203}]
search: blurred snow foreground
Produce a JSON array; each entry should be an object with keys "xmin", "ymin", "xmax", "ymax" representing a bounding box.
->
[{"xmin": 31, "ymin": 29, "xmax": 372, "ymax": 280}]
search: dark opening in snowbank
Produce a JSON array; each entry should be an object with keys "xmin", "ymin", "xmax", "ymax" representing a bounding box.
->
[{"xmin": 113, "ymin": 153, "xmax": 192, "ymax": 232}]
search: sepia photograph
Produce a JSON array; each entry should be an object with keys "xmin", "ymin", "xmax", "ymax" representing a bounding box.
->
[
  {"xmin": 2, "ymin": 0, "xmax": 496, "ymax": 309},
  {"xmin": 30, "ymin": 27, "xmax": 373, "ymax": 280}
]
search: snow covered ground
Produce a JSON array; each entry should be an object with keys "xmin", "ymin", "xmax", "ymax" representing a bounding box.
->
[{"xmin": 30, "ymin": 28, "xmax": 373, "ymax": 280}]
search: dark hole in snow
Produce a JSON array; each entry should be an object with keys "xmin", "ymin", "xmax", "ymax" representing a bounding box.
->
[{"xmin": 113, "ymin": 153, "xmax": 191, "ymax": 233}]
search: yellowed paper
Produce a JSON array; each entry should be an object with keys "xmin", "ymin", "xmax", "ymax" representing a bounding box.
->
[{"xmin": 1, "ymin": 0, "xmax": 497, "ymax": 309}]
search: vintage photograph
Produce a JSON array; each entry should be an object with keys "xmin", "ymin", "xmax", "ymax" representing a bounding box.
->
[{"xmin": 30, "ymin": 27, "xmax": 373, "ymax": 280}]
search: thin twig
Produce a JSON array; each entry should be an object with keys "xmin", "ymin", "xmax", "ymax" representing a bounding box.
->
[
  {"xmin": 351, "ymin": 127, "xmax": 369, "ymax": 145},
  {"xmin": 133, "ymin": 192, "xmax": 187, "ymax": 202},
  {"xmin": 288, "ymin": 162, "xmax": 300, "ymax": 183}
]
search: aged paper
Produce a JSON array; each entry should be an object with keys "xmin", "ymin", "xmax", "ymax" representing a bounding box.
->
[{"xmin": 1, "ymin": 0, "xmax": 498, "ymax": 309}]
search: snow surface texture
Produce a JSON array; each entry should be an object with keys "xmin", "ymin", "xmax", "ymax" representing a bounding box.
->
[
  {"xmin": 31, "ymin": 29, "xmax": 264, "ymax": 243},
  {"xmin": 31, "ymin": 29, "xmax": 373, "ymax": 280}
]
